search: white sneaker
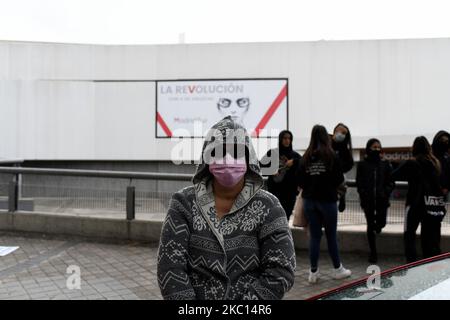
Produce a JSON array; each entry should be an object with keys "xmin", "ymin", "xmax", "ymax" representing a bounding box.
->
[
  {"xmin": 333, "ymin": 264, "xmax": 352, "ymax": 280},
  {"xmin": 308, "ymin": 269, "xmax": 320, "ymax": 284}
]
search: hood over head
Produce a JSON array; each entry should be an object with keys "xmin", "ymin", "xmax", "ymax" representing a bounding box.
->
[
  {"xmin": 192, "ymin": 116, "xmax": 264, "ymax": 194},
  {"xmin": 278, "ymin": 130, "xmax": 294, "ymax": 156}
]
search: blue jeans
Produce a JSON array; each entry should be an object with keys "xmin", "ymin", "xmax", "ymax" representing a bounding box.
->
[{"xmin": 303, "ymin": 198, "xmax": 341, "ymax": 270}]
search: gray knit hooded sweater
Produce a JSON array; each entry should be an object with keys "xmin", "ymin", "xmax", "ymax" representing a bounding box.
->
[{"xmin": 157, "ymin": 116, "xmax": 296, "ymax": 300}]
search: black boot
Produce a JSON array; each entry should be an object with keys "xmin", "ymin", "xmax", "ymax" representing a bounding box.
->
[
  {"xmin": 368, "ymin": 229, "xmax": 377, "ymax": 263},
  {"xmin": 368, "ymin": 251, "xmax": 378, "ymax": 264}
]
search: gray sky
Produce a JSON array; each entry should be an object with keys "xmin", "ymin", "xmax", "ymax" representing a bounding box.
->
[{"xmin": 0, "ymin": 0, "xmax": 449, "ymax": 44}]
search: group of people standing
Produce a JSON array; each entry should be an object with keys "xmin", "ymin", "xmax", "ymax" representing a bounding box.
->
[
  {"xmin": 264, "ymin": 124, "xmax": 355, "ymax": 283},
  {"xmin": 157, "ymin": 115, "xmax": 448, "ymax": 300},
  {"xmin": 265, "ymin": 125, "xmax": 449, "ymax": 283}
]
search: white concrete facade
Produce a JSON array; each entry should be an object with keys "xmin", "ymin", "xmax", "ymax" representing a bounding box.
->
[{"xmin": 1, "ymin": 38, "xmax": 449, "ymax": 161}]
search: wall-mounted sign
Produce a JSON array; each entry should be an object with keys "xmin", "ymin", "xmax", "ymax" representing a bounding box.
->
[{"xmin": 156, "ymin": 79, "xmax": 288, "ymax": 138}]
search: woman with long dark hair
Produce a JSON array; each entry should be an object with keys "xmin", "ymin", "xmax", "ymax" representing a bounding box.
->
[
  {"xmin": 392, "ymin": 136, "xmax": 445, "ymax": 262},
  {"xmin": 298, "ymin": 125, "xmax": 351, "ymax": 284},
  {"xmin": 432, "ymin": 130, "xmax": 450, "ymax": 196},
  {"xmin": 331, "ymin": 123, "xmax": 354, "ymax": 212}
]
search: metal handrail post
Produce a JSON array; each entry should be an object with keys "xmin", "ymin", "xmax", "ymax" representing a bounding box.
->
[{"xmin": 8, "ymin": 179, "xmax": 18, "ymax": 212}]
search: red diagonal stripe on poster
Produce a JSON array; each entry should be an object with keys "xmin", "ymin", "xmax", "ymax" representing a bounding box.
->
[
  {"xmin": 157, "ymin": 112, "xmax": 172, "ymax": 137},
  {"xmin": 252, "ymin": 84, "xmax": 287, "ymax": 137}
]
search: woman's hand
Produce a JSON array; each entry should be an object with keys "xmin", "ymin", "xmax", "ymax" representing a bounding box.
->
[{"xmin": 286, "ymin": 159, "xmax": 294, "ymax": 168}]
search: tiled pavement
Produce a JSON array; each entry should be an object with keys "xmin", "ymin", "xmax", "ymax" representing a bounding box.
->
[{"xmin": 0, "ymin": 231, "xmax": 406, "ymax": 300}]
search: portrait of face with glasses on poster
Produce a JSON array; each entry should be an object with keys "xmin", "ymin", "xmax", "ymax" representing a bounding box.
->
[{"xmin": 216, "ymin": 96, "xmax": 250, "ymax": 127}]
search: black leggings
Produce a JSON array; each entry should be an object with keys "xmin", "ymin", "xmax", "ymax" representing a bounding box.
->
[
  {"xmin": 279, "ymin": 196, "xmax": 297, "ymax": 220},
  {"xmin": 404, "ymin": 207, "xmax": 442, "ymax": 263},
  {"xmin": 270, "ymin": 190, "xmax": 297, "ymax": 220},
  {"xmin": 363, "ymin": 205, "xmax": 388, "ymax": 255}
]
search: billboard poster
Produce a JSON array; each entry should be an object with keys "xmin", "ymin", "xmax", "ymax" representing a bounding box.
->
[{"xmin": 156, "ymin": 79, "xmax": 288, "ymax": 138}]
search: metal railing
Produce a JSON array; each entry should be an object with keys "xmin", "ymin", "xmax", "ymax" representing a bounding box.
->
[
  {"xmin": 0, "ymin": 166, "xmax": 448, "ymax": 227},
  {"xmin": 0, "ymin": 166, "xmax": 192, "ymax": 220}
]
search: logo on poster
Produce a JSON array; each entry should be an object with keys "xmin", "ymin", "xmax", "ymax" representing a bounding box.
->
[{"xmin": 160, "ymin": 84, "xmax": 244, "ymax": 95}]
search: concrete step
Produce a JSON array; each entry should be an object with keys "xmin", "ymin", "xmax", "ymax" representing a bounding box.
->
[{"xmin": 0, "ymin": 210, "xmax": 449, "ymax": 256}]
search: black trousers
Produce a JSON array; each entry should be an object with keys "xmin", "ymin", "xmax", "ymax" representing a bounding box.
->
[
  {"xmin": 363, "ymin": 204, "xmax": 388, "ymax": 255},
  {"xmin": 269, "ymin": 188, "xmax": 297, "ymax": 220},
  {"xmin": 279, "ymin": 195, "xmax": 297, "ymax": 221},
  {"xmin": 404, "ymin": 206, "xmax": 442, "ymax": 263}
]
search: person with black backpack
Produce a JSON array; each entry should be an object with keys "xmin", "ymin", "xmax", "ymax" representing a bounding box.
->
[
  {"xmin": 356, "ymin": 139, "xmax": 394, "ymax": 263},
  {"xmin": 392, "ymin": 136, "xmax": 447, "ymax": 263}
]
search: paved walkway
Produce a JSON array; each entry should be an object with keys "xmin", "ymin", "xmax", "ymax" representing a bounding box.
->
[{"xmin": 0, "ymin": 231, "xmax": 406, "ymax": 300}]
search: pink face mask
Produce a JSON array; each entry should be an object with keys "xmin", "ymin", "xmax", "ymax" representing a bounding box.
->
[{"xmin": 209, "ymin": 154, "xmax": 247, "ymax": 188}]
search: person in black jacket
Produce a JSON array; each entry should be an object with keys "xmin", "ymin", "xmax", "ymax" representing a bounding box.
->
[
  {"xmin": 432, "ymin": 130, "xmax": 450, "ymax": 196},
  {"xmin": 331, "ymin": 123, "xmax": 354, "ymax": 212},
  {"xmin": 261, "ymin": 130, "xmax": 301, "ymax": 220},
  {"xmin": 392, "ymin": 137, "xmax": 444, "ymax": 263},
  {"xmin": 356, "ymin": 139, "xmax": 394, "ymax": 263},
  {"xmin": 298, "ymin": 125, "xmax": 351, "ymax": 284}
]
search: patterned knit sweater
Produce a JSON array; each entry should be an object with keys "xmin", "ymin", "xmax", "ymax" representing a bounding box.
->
[{"xmin": 157, "ymin": 116, "xmax": 296, "ymax": 300}]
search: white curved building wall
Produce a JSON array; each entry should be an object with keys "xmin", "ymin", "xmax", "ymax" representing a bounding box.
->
[{"xmin": 1, "ymin": 38, "xmax": 450, "ymax": 161}]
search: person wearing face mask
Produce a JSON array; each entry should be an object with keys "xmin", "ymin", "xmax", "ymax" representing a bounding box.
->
[
  {"xmin": 431, "ymin": 131, "xmax": 450, "ymax": 197},
  {"xmin": 331, "ymin": 123, "xmax": 354, "ymax": 212},
  {"xmin": 356, "ymin": 139, "xmax": 394, "ymax": 263},
  {"xmin": 157, "ymin": 116, "xmax": 295, "ymax": 300},
  {"xmin": 298, "ymin": 125, "xmax": 352, "ymax": 284},
  {"xmin": 260, "ymin": 130, "xmax": 302, "ymax": 221}
]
